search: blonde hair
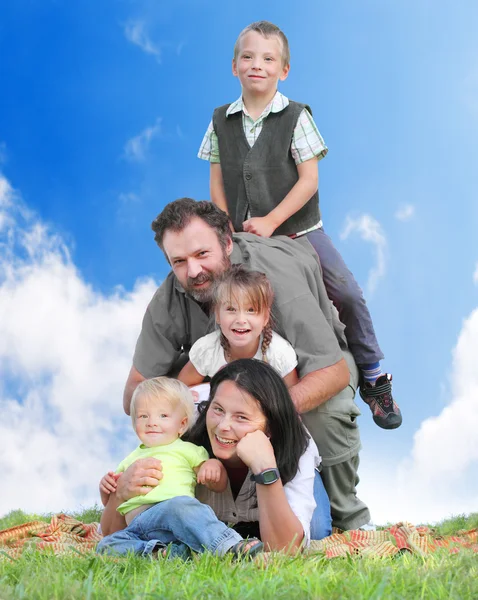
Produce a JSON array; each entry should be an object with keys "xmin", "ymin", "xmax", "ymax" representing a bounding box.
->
[
  {"xmin": 233, "ymin": 20, "xmax": 290, "ymax": 67},
  {"xmin": 213, "ymin": 265, "xmax": 274, "ymax": 361},
  {"xmin": 130, "ymin": 377, "xmax": 195, "ymax": 433}
]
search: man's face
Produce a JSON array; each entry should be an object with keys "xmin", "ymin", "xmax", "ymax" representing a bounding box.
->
[{"xmin": 162, "ymin": 217, "xmax": 233, "ymax": 303}]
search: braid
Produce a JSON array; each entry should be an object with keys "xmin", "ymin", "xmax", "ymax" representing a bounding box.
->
[
  {"xmin": 220, "ymin": 331, "xmax": 232, "ymax": 362},
  {"xmin": 261, "ymin": 322, "xmax": 273, "ymax": 361}
]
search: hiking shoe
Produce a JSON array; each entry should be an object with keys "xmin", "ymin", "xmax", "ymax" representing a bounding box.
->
[{"xmin": 359, "ymin": 373, "xmax": 402, "ymax": 430}]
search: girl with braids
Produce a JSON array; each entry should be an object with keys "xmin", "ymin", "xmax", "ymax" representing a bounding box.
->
[{"xmin": 178, "ymin": 265, "xmax": 299, "ymax": 389}]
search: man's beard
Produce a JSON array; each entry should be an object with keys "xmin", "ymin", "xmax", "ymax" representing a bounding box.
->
[{"xmin": 186, "ymin": 254, "xmax": 231, "ymax": 303}]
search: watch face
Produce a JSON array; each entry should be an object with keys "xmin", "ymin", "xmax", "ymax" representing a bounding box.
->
[{"xmin": 262, "ymin": 469, "xmax": 279, "ymax": 484}]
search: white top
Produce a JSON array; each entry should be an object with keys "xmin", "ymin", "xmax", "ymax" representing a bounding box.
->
[
  {"xmin": 189, "ymin": 330, "xmax": 298, "ymax": 378},
  {"xmin": 196, "ymin": 436, "xmax": 321, "ymax": 546}
]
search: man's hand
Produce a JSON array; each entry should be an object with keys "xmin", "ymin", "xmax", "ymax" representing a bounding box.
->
[
  {"xmin": 116, "ymin": 457, "xmax": 163, "ymax": 503},
  {"xmin": 242, "ymin": 216, "xmax": 276, "ymax": 238},
  {"xmin": 236, "ymin": 430, "xmax": 277, "ymax": 474}
]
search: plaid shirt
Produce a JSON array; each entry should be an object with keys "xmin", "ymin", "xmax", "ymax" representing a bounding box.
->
[{"xmin": 198, "ymin": 91, "xmax": 328, "ymax": 165}]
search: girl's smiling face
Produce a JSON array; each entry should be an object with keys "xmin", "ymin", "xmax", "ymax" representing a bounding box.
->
[
  {"xmin": 206, "ymin": 380, "xmax": 267, "ymax": 466},
  {"xmin": 216, "ymin": 289, "xmax": 269, "ymax": 358}
]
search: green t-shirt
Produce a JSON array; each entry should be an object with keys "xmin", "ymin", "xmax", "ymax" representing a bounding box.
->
[{"xmin": 116, "ymin": 438, "xmax": 209, "ymax": 515}]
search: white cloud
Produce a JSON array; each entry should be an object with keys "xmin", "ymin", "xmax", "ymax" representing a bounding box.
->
[
  {"xmin": 124, "ymin": 20, "xmax": 161, "ymax": 63},
  {"xmin": 0, "ymin": 174, "xmax": 158, "ymax": 516},
  {"xmin": 394, "ymin": 204, "xmax": 415, "ymax": 222},
  {"xmin": 123, "ymin": 118, "xmax": 161, "ymax": 162},
  {"xmin": 473, "ymin": 263, "xmax": 478, "ymax": 285},
  {"xmin": 361, "ymin": 305, "xmax": 478, "ymax": 525},
  {"xmin": 340, "ymin": 214, "xmax": 387, "ymax": 295}
]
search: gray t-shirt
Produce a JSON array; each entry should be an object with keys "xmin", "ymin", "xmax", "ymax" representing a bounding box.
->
[{"xmin": 133, "ymin": 233, "xmax": 347, "ymax": 379}]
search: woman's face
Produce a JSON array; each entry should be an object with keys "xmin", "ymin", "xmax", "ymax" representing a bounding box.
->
[{"xmin": 206, "ymin": 380, "xmax": 267, "ymax": 466}]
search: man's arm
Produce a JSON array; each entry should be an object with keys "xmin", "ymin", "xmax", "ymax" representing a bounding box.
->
[
  {"xmin": 123, "ymin": 365, "xmax": 146, "ymax": 415},
  {"xmin": 242, "ymin": 158, "xmax": 318, "ymax": 238},
  {"xmin": 289, "ymin": 358, "xmax": 350, "ymax": 414},
  {"xmin": 101, "ymin": 457, "xmax": 164, "ymax": 536},
  {"xmin": 177, "ymin": 360, "xmax": 206, "ymax": 387}
]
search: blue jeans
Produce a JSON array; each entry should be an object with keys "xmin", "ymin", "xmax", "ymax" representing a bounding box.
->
[
  {"xmin": 97, "ymin": 496, "xmax": 243, "ymax": 558},
  {"xmin": 310, "ymin": 468, "xmax": 332, "ymax": 540},
  {"xmin": 306, "ymin": 227, "xmax": 384, "ymax": 365}
]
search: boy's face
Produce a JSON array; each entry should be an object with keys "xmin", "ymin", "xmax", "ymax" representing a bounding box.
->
[
  {"xmin": 233, "ymin": 31, "xmax": 290, "ymax": 98},
  {"xmin": 134, "ymin": 395, "xmax": 188, "ymax": 448}
]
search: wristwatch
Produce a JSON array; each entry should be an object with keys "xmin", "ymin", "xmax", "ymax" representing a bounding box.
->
[{"xmin": 250, "ymin": 468, "xmax": 280, "ymax": 485}]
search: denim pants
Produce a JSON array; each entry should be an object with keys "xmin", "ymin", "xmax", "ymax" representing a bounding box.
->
[
  {"xmin": 306, "ymin": 227, "xmax": 384, "ymax": 365},
  {"xmin": 310, "ymin": 468, "xmax": 332, "ymax": 540},
  {"xmin": 97, "ymin": 496, "xmax": 243, "ymax": 558}
]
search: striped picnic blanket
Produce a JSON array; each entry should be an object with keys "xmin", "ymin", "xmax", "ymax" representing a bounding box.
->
[
  {"xmin": 1, "ymin": 515, "xmax": 476, "ymax": 559},
  {"xmin": 0, "ymin": 514, "xmax": 101, "ymax": 559},
  {"xmin": 308, "ymin": 522, "xmax": 478, "ymax": 558}
]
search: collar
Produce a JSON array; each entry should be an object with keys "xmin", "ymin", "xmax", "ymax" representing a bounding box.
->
[
  {"xmin": 226, "ymin": 91, "xmax": 289, "ymax": 119},
  {"xmin": 173, "ymin": 273, "xmax": 186, "ymax": 294}
]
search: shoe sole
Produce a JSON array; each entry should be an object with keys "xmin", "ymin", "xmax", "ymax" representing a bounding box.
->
[{"xmin": 373, "ymin": 415, "xmax": 402, "ymax": 430}]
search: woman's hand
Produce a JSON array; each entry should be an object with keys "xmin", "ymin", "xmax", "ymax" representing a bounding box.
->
[
  {"xmin": 116, "ymin": 457, "xmax": 163, "ymax": 503},
  {"xmin": 236, "ymin": 430, "xmax": 277, "ymax": 474}
]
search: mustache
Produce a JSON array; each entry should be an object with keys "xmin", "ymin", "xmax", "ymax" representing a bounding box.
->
[{"xmin": 187, "ymin": 272, "xmax": 213, "ymax": 287}]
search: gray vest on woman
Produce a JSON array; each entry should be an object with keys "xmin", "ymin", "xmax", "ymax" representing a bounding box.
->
[{"xmin": 212, "ymin": 101, "xmax": 321, "ymax": 236}]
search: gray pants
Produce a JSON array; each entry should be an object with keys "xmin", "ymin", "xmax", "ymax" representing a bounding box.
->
[
  {"xmin": 306, "ymin": 227, "xmax": 384, "ymax": 366},
  {"xmin": 301, "ymin": 351, "xmax": 371, "ymax": 530}
]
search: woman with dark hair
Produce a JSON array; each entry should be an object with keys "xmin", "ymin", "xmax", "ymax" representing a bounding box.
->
[{"xmin": 101, "ymin": 359, "xmax": 331, "ymax": 552}]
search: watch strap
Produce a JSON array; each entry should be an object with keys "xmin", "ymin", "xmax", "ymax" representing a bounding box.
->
[{"xmin": 250, "ymin": 468, "xmax": 280, "ymax": 485}]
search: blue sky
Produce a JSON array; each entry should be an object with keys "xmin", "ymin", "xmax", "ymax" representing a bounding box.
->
[{"xmin": 1, "ymin": 0, "xmax": 477, "ymax": 523}]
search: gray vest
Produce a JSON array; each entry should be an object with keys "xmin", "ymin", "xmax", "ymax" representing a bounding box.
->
[{"xmin": 212, "ymin": 101, "xmax": 321, "ymax": 236}]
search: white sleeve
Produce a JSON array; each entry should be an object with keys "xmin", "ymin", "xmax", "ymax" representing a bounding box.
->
[
  {"xmin": 189, "ymin": 332, "xmax": 220, "ymax": 377},
  {"xmin": 267, "ymin": 333, "xmax": 298, "ymax": 377},
  {"xmin": 283, "ymin": 437, "xmax": 321, "ymax": 547}
]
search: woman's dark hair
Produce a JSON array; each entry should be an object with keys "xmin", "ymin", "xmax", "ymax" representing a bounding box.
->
[
  {"xmin": 186, "ymin": 358, "xmax": 309, "ymax": 485},
  {"xmin": 151, "ymin": 198, "xmax": 232, "ymax": 252}
]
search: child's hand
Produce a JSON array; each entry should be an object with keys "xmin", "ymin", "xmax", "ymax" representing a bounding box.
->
[
  {"xmin": 99, "ymin": 471, "xmax": 121, "ymax": 506},
  {"xmin": 242, "ymin": 216, "xmax": 276, "ymax": 238},
  {"xmin": 197, "ymin": 459, "xmax": 226, "ymax": 488}
]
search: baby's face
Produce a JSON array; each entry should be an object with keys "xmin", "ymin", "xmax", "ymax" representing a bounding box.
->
[{"xmin": 134, "ymin": 395, "xmax": 188, "ymax": 448}]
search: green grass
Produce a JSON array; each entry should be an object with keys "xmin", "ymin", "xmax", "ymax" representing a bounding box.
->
[{"xmin": 1, "ymin": 510, "xmax": 477, "ymax": 600}]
